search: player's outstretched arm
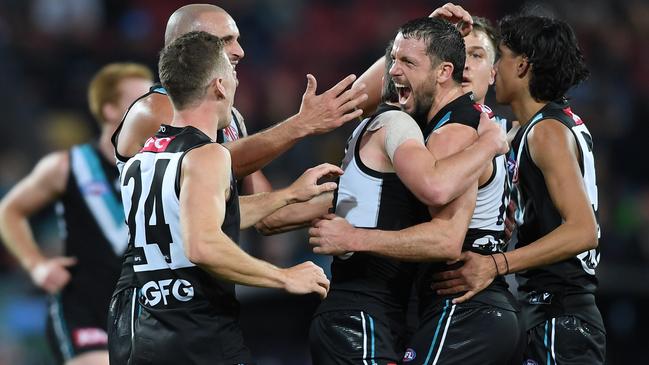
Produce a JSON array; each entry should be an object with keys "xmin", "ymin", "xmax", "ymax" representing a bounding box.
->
[
  {"xmin": 224, "ymin": 74, "xmax": 367, "ymax": 178},
  {"xmin": 432, "ymin": 119, "xmax": 599, "ymax": 304},
  {"xmin": 238, "ymin": 163, "xmax": 342, "ymax": 229},
  {"xmin": 0, "ymin": 152, "xmax": 77, "ymax": 294},
  {"xmin": 255, "ymin": 192, "xmax": 333, "ymax": 235},
  {"xmin": 180, "ymin": 144, "xmax": 330, "ymax": 298}
]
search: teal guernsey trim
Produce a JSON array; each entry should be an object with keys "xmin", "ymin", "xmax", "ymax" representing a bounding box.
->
[
  {"xmin": 153, "ymin": 86, "xmax": 167, "ymax": 94},
  {"xmin": 433, "ymin": 111, "xmax": 452, "ymax": 131},
  {"xmin": 369, "ymin": 315, "xmax": 376, "ymax": 364},
  {"xmin": 54, "ymin": 294, "xmax": 75, "ymax": 359},
  {"xmin": 79, "ymin": 144, "xmax": 125, "ymax": 226},
  {"xmin": 544, "ymin": 320, "xmax": 550, "ymax": 365},
  {"xmin": 423, "ymin": 299, "xmax": 450, "ymax": 365}
]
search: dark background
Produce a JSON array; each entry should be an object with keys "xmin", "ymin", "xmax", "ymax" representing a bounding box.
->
[{"xmin": 0, "ymin": 0, "xmax": 647, "ymax": 364}]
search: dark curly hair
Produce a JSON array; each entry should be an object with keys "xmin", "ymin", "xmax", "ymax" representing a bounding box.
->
[
  {"xmin": 499, "ymin": 15, "xmax": 589, "ymax": 102},
  {"xmin": 398, "ymin": 17, "xmax": 466, "ymax": 84}
]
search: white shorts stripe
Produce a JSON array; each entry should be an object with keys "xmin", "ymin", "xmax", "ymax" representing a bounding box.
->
[
  {"xmin": 361, "ymin": 311, "xmax": 369, "ymax": 365},
  {"xmin": 432, "ymin": 304, "xmax": 457, "ymax": 365}
]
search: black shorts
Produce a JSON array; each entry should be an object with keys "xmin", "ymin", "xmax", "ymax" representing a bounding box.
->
[
  {"xmin": 310, "ymin": 311, "xmax": 405, "ymax": 365},
  {"xmin": 403, "ymin": 299, "xmax": 524, "ymax": 365},
  {"xmin": 523, "ymin": 316, "xmax": 606, "ymax": 365},
  {"xmin": 107, "ymin": 287, "xmax": 138, "ymax": 365},
  {"xmin": 108, "ymin": 286, "xmax": 253, "ymax": 365},
  {"xmin": 46, "ymin": 292, "xmax": 109, "ymax": 364}
]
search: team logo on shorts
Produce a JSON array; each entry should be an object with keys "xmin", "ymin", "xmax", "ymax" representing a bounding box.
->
[
  {"xmin": 524, "ymin": 359, "xmax": 538, "ymax": 365},
  {"xmin": 402, "ymin": 348, "xmax": 416, "ymax": 362}
]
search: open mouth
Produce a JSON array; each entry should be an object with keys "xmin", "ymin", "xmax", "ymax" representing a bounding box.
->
[
  {"xmin": 462, "ymin": 76, "xmax": 471, "ymax": 87},
  {"xmin": 396, "ymin": 86, "xmax": 412, "ymax": 105}
]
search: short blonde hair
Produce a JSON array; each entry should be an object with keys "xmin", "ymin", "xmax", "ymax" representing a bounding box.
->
[{"xmin": 87, "ymin": 63, "xmax": 153, "ymax": 124}]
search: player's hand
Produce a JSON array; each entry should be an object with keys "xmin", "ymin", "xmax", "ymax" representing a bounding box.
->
[
  {"xmin": 429, "ymin": 3, "xmax": 473, "ymax": 36},
  {"xmin": 507, "ymin": 120, "xmax": 521, "ymax": 145},
  {"xmin": 296, "ymin": 74, "xmax": 368, "ymax": 135},
  {"xmin": 477, "ymin": 112, "xmax": 508, "ymax": 156},
  {"xmin": 309, "ymin": 214, "xmax": 357, "ymax": 256},
  {"xmin": 29, "ymin": 257, "xmax": 77, "ymax": 294},
  {"xmin": 281, "ymin": 261, "xmax": 330, "ymax": 299},
  {"xmin": 429, "ymin": 251, "xmax": 496, "ymax": 304},
  {"xmin": 504, "ymin": 200, "xmax": 517, "ymax": 242},
  {"xmin": 287, "ymin": 163, "xmax": 343, "ymax": 203}
]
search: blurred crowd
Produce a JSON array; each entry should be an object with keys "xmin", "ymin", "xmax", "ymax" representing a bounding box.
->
[{"xmin": 0, "ymin": 0, "xmax": 647, "ymax": 363}]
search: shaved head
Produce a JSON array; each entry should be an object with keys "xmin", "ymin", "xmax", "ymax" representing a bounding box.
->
[
  {"xmin": 164, "ymin": 4, "xmax": 245, "ymax": 67},
  {"xmin": 165, "ymin": 4, "xmax": 227, "ymax": 45}
]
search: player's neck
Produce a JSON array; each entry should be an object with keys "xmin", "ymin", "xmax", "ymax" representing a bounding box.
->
[
  {"xmin": 426, "ymin": 85, "xmax": 464, "ymax": 122},
  {"xmin": 171, "ymin": 103, "xmax": 221, "ymax": 141},
  {"xmin": 98, "ymin": 125, "xmax": 117, "ymax": 162},
  {"xmin": 510, "ymin": 95, "xmax": 547, "ymax": 127}
]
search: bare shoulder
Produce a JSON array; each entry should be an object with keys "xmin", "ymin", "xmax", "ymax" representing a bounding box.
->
[
  {"xmin": 527, "ymin": 118, "xmax": 571, "ymax": 145},
  {"xmin": 527, "ymin": 118, "xmax": 576, "ymax": 168},
  {"xmin": 182, "ymin": 143, "xmax": 231, "ymax": 175},
  {"xmin": 118, "ymin": 93, "xmax": 174, "ymax": 157},
  {"xmin": 369, "ymin": 110, "xmax": 418, "ymax": 130},
  {"xmin": 27, "ymin": 150, "xmax": 69, "ymax": 194}
]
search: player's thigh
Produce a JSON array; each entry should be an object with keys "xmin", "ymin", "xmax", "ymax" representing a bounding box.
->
[
  {"xmin": 524, "ymin": 316, "xmax": 605, "ymax": 365},
  {"xmin": 66, "ymin": 350, "xmax": 109, "ymax": 365},
  {"xmin": 107, "ymin": 287, "xmax": 138, "ymax": 365},
  {"xmin": 404, "ymin": 301, "xmax": 521, "ymax": 365},
  {"xmin": 310, "ymin": 311, "xmax": 402, "ymax": 365}
]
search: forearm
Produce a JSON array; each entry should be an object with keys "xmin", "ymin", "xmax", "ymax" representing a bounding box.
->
[
  {"xmin": 504, "ymin": 221, "xmax": 598, "ymax": 273},
  {"xmin": 239, "ymin": 188, "xmax": 294, "ymax": 229},
  {"xmin": 349, "ymin": 219, "xmax": 462, "ymax": 262},
  {"xmin": 355, "ymin": 56, "xmax": 385, "ymax": 117},
  {"xmin": 191, "ymin": 235, "xmax": 286, "ymax": 289},
  {"xmin": 0, "ymin": 206, "xmax": 45, "ymax": 271},
  {"xmin": 224, "ymin": 118, "xmax": 306, "ymax": 179},
  {"xmin": 256, "ymin": 193, "xmax": 332, "ymax": 235}
]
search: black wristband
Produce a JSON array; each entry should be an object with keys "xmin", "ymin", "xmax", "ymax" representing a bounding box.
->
[
  {"xmin": 499, "ymin": 252, "xmax": 510, "ymax": 275},
  {"xmin": 490, "ymin": 254, "xmax": 500, "ymax": 276}
]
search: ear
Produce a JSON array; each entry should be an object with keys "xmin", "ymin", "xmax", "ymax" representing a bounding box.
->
[
  {"xmin": 437, "ymin": 62, "xmax": 454, "ymax": 84},
  {"xmin": 211, "ymin": 77, "xmax": 226, "ymax": 99},
  {"xmin": 102, "ymin": 103, "xmax": 119, "ymax": 124},
  {"xmin": 516, "ymin": 56, "xmax": 531, "ymax": 79}
]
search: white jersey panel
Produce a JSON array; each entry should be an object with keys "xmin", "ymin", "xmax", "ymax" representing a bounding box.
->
[
  {"xmin": 336, "ymin": 119, "xmax": 382, "ymax": 228},
  {"xmin": 120, "ymin": 151, "xmax": 195, "ymax": 273}
]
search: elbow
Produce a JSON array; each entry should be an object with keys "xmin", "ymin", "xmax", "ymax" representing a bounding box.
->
[
  {"xmin": 421, "ymin": 182, "xmax": 454, "ymax": 208},
  {"xmin": 184, "ymin": 237, "xmax": 215, "ymax": 267},
  {"xmin": 442, "ymin": 239, "xmax": 463, "ymax": 261},
  {"xmin": 442, "ymin": 226, "xmax": 466, "ymax": 261},
  {"xmin": 584, "ymin": 226, "xmax": 599, "ymax": 251}
]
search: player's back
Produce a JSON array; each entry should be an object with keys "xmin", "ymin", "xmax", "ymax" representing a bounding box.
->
[{"xmin": 118, "ymin": 124, "xmax": 250, "ymax": 364}]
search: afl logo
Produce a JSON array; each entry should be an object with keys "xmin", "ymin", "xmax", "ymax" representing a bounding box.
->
[
  {"xmin": 82, "ymin": 181, "xmax": 109, "ymax": 196},
  {"xmin": 403, "ymin": 348, "xmax": 416, "ymax": 362}
]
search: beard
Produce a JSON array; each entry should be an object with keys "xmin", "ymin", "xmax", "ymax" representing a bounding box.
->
[{"xmin": 409, "ymin": 85, "xmax": 435, "ymax": 129}]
